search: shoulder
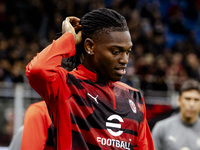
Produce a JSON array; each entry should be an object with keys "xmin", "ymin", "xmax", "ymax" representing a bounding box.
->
[
  {"xmin": 25, "ymin": 101, "xmax": 49, "ymax": 118},
  {"xmin": 115, "ymin": 81, "xmax": 139, "ymax": 92},
  {"xmin": 153, "ymin": 114, "xmax": 179, "ymax": 129},
  {"xmin": 24, "ymin": 101, "xmax": 52, "ymax": 127}
]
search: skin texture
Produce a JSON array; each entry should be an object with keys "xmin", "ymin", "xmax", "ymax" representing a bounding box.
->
[
  {"xmin": 62, "ymin": 17, "xmax": 133, "ymax": 82},
  {"xmin": 83, "ymin": 31, "xmax": 133, "ymax": 82},
  {"xmin": 178, "ymin": 89, "xmax": 200, "ymax": 124}
]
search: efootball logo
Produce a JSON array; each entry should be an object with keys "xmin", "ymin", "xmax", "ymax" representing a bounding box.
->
[{"xmin": 106, "ymin": 114, "xmax": 124, "ymax": 136}]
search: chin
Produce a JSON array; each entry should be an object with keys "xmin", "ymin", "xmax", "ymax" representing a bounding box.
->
[
  {"xmin": 185, "ymin": 113, "xmax": 195, "ymax": 119},
  {"xmin": 111, "ymin": 76, "xmax": 123, "ymax": 81}
]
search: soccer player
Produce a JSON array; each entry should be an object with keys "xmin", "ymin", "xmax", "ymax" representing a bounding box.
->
[
  {"xmin": 152, "ymin": 79, "xmax": 200, "ymax": 150},
  {"xmin": 26, "ymin": 8, "xmax": 154, "ymax": 149}
]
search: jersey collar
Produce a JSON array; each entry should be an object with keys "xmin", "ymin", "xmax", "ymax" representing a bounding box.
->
[{"xmin": 76, "ymin": 64, "xmax": 97, "ymax": 82}]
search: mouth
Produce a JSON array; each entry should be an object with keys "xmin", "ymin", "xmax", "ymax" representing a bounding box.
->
[{"xmin": 114, "ymin": 67, "xmax": 126, "ymax": 76}]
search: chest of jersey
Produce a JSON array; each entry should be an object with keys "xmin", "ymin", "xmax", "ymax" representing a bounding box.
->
[{"xmin": 66, "ymin": 74, "xmax": 144, "ymax": 149}]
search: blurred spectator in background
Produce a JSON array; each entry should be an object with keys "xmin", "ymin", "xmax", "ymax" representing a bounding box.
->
[
  {"xmin": 167, "ymin": 52, "xmax": 188, "ymax": 91},
  {"xmin": 152, "ymin": 79, "xmax": 200, "ymax": 150},
  {"xmin": 0, "ymin": 108, "xmax": 14, "ymax": 146},
  {"xmin": 136, "ymin": 53, "xmax": 155, "ymax": 91},
  {"xmin": 167, "ymin": 4, "xmax": 190, "ymax": 35},
  {"xmin": 153, "ymin": 55, "xmax": 168, "ymax": 91},
  {"xmin": 184, "ymin": 53, "xmax": 200, "ymax": 81},
  {"xmin": 0, "ymin": 0, "xmax": 200, "ymax": 89}
]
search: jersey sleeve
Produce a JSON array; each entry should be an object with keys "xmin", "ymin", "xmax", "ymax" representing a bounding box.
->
[
  {"xmin": 26, "ymin": 33, "xmax": 76, "ymax": 105},
  {"xmin": 137, "ymin": 97, "xmax": 155, "ymax": 150},
  {"xmin": 21, "ymin": 101, "xmax": 52, "ymax": 150}
]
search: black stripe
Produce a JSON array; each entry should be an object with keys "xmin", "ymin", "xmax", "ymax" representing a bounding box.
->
[{"xmin": 67, "ymin": 74, "xmax": 84, "ymax": 89}]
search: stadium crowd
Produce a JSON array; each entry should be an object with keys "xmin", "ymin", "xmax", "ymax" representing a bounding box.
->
[{"xmin": 0, "ymin": 0, "xmax": 200, "ymax": 91}]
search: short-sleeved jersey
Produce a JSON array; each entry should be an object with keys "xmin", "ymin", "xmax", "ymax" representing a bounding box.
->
[
  {"xmin": 21, "ymin": 101, "xmax": 55, "ymax": 150},
  {"xmin": 26, "ymin": 33, "xmax": 154, "ymax": 150}
]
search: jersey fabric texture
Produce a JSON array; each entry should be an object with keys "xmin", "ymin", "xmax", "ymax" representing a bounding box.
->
[
  {"xmin": 152, "ymin": 113, "xmax": 200, "ymax": 150},
  {"xmin": 21, "ymin": 101, "xmax": 55, "ymax": 150},
  {"xmin": 26, "ymin": 33, "xmax": 154, "ymax": 150}
]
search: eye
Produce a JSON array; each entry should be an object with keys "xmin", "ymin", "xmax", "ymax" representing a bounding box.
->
[
  {"xmin": 112, "ymin": 50, "xmax": 120, "ymax": 55},
  {"xmin": 195, "ymin": 98, "xmax": 200, "ymax": 102},
  {"xmin": 185, "ymin": 97, "xmax": 191, "ymax": 101},
  {"xmin": 126, "ymin": 49, "xmax": 132, "ymax": 55}
]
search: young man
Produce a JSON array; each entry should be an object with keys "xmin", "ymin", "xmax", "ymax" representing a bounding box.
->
[
  {"xmin": 152, "ymin": 79, "xmax": 200, "ymax": 150},
  {"xmin": 26, "ymin": 8, "xmax": 154, "ymax": 149}
]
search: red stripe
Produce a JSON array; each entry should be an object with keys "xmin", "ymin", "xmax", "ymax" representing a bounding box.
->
[{"xmin": 107, "ymin": 83, "xmax": 116, "ymax": 109}]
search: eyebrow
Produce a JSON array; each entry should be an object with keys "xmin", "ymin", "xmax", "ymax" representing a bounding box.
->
[{"xmin": 110, "ymin": 45, "xmax": 133, "ymax": 51}]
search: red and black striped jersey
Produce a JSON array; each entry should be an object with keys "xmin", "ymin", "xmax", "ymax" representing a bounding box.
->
[{"xmin": 26, "ymin": 33, "xmax": 154, "ymax": 150}]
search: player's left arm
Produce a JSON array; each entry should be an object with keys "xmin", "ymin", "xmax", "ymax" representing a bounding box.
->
[{"xmin": 137, "ymin": 97, "xmax": 155, "ymax": 150}]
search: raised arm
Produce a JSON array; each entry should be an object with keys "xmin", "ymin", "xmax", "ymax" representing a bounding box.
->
[{"xmin": 26, "ymin": 17, "xmax": 82, "ymax": 103}]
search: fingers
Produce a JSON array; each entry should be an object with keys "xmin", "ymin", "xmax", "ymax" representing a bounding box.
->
[
  {"xmin": 67, "ymin": 17, "xmax": 80, "ymax": 23},
  {"xmin": 62, "ymin": 18, "xmax": 74, "ymax": 34},
  {"xmin": 62, "ymin": 16, "xmax": 82, "ymax": 45},
  {"xmin": 75, "ymin": 31, "xmax": 82, "ymax": 45},
  {"xmin": 63, "ymin": 16, "xmax": 81, "ymax": 33},
  {"xmin": 67, "ymin": 17, "xmax": 81, "ymax": 28}
]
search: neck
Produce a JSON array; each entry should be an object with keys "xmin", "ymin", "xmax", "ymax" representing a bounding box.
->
[
  {"xmin": 82, "ymin": 58, "xmax": 110, "ymax": 83},
  {"xmin": 181, "ymin": 114, "xmax": 198, "ymax": 125},
  {"xmin": 82, "ymin": 57, "xmax": 96, "ymax": 73}
]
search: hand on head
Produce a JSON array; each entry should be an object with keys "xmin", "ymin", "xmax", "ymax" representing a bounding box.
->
[{"xmin": 62, "ymin": 17, "xmax": 82, "ymax": 45}]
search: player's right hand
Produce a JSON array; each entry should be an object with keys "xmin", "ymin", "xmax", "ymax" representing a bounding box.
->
[{"xmin": 62, "ymin": 17, "xmax": 82, "ymax": 45}]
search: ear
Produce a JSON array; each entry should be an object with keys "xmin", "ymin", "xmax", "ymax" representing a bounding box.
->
[{"xmin": 84, "ymin": 38, "xmax": 95, "ymax": 55}]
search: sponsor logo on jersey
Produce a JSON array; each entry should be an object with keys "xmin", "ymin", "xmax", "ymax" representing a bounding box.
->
[
  {"xmin": 97, "ymin": 114, "xmax": 132, "ymax": 149},
  {"xmin": 106, "ymin": 114, "xmax": 124, "ymax": 136},
  {"xmin": 168, "ymin": 135, "xmax": 177, "ymax": 143},
  {"xmin": 129, "ymin": 99, "xmax": 137, "ymax": 113},
  {"xmin": 87, "ymin": 93, "xmax": 98, "ymax": 104},
  {"xmin": 97, "ymin": 137, "xmax": 131, "ymax": 150}
]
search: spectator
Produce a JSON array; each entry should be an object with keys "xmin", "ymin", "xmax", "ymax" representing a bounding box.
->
[
  {"xmin": 167, "ymin": 52, "xmax": 188, "ymax": 91},
  {"xmin": 184, "ymin": 53, "xmax": 200, "ymax": 81}
]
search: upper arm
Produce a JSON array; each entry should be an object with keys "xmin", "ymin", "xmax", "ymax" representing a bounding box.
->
[{"xmin": 26, "ymin": 33, "xmax": 75, "ymax": 103}]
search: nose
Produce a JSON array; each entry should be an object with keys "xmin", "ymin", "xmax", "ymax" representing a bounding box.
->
[
  {"xmin": 119, "ymin": 52, "xmax": 129, "ymax": 64},
  {"xmin": 188, "ymin": 99, "xmax": 196, "ymax": 109}
]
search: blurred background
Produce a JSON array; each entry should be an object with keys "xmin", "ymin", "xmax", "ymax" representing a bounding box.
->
[{"xmin": 0, "ymin": 0, "xmax": 200, "ymax": 148}]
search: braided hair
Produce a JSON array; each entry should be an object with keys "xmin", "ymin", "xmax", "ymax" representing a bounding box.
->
[{"xmin": 64, "ymin": 8, "xmax": 129, "ymax": 70}]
